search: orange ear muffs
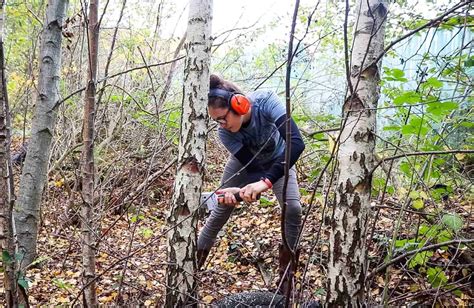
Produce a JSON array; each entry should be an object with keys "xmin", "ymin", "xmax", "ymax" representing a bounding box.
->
[
  {"xmin": 209, "ymin": 88, "xmax": 250, "ymax": 115},
  {"xmin": 230, "ymin": 94, "xmax": 251, "ymax": 115}
]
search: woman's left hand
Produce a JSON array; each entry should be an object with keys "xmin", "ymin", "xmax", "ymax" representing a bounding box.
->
[{"xmin": 240, "ymin": 180, "xmax": 270, "ymax": 203}]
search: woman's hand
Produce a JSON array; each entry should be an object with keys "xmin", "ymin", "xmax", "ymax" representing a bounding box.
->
[
  {"xmin": 216, "ymin": 187, "xmax": 241, "ymax": 206},
  {"xmin": 240, "ymin": 180, "xmax": 270, "ymax": 203}
]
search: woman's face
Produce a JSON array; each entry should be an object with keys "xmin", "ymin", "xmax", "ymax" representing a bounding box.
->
[{"xmin": 208, "ymin": 106, "xmax": 243, "ymax": 132}]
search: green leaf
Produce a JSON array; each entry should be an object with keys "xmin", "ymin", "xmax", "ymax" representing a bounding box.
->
[
  {"xmin": 393, "ymin": 91, "xmax": 421, "ymax": 105},
  {"xmin": 131, "ymin": 215, "xmax": 145, "ymax": 223},
  {"xmin": 399, "ymin": 161, "xmax": 411, "ymax": 177},
  {"xmin": 140, "ymin": 228, "xmax": 153, "ymax": 239},
  {"xmin": 30, "ymin": 255, "xmax": 49, "ymax": 267},
  {"xmin": 15, "ymin": 252, "xmax": 25, "ymax": 261},
  {"xmin": 453, "ymin": 290, "xmax": 463, "ymax": 298},
  {"xmin": 387, "ymin": 185, "xmax": 395, "ymax": 195},
  {"xmin": 418, "ymin": 224, "xmax": 441, "ymax": 238},
  {"xmin": 2, "ymin": 250, "xmax": 12, "ymax": 264},
  {"xmin": 52, "ymin": 278, "xmax": 73, "ymax": 290},
  {"xmin": 395, "ymin": 239, "xmax": 408, "ymax": 248},
  {"xmin": 436, "ymin": 230, "xmax": 453, "ymax": 243},
  {"xmin": 409, "ymin": 191, "xmax": 419, "ymax": 199},
  {"xmin": 401, "ymin": 117, "xmax": 428, "ymax": 136},
  {"xmin": 426, "ymin": 101, "xmax": 458, "ymax": 117},
  {"xmin": 259, "ymin": 196, "xmax": 274, "ymax": 208},
  {"xmin": 464, "ymin": 56, "xmax": 474, "ymax": 67},
  {"xmin": 419, "ymin": 191, "xmax": 428, "ymax": 200},
  {"xmin": 391, "ymin": 68, "xmax": 405, "ymax": 79},
  {"xmin": 383, "ymin": 125, "xmax": 400, "ymax": 131},
  {"xmin": 18, "ymin": 278, "xmax": 29, "ymax": 290},
  {"xmin": 427, "ymin": 266, "xmax": 448, "ymax": 287},
  {"xmin": 409, "ymin": 251, "xmax": 433, "ymax": 269},
  {"xmin": 460, "ymin": 121, "xmax": 474, "ymax": 128},
  {"xmin": 412, "ymin": 199, "xmax": 424, "ymax": 210},
  {"xmin": 425, "ymin": 77, "xmax": 443, "ymax": 89},
  {"xmin": 441, "ymin": 214, "xmax": 463, "ymax": 232},
  {"xmin": 395, "ymin": 239, "xmax": 418, "ymax": 250},
  {"xmin": 384, "ymin": 68, "xmax": 408, "ymax": 82}
]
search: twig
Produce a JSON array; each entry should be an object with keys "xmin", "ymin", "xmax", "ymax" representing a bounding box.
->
[
  {"xmin": 300, "ymin": 127, "xmax": 339, "ymax": 138},
  {"xmin": 369, "ymin": 239, "xmax": 474, "ymax": 278},
  {"xmin": 56, "ymin": 56, "xmax": 185, "ymax": 108},
  {"xmin": 371, "ymin": 149, "xmax": 474, "ymax": 174},
  {"xmin": 343, "ymin": 0, "xmax": 353, "ymax": 95},
  {"xmin": 364, "ymin": 1, "xmax": 470, "ymax": 71},
  {"xmin": 279, "ymin": 0, "xmax": 301, "ymax": 306}
]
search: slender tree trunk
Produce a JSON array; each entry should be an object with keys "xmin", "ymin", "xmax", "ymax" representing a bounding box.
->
[
  {"xmin": 165, "ymin": 0, "xmax": 212, "ymax": 306},
  {"xmin": 158, "ymin": 33, "xmax": 186, "ymax": 109},
  {"xmin": 14, "ymin": 0, "xmax": 69, "ymax": 268},
  {"xmin": 0, "ymin": 1, "xmax": 18, "ymax": 306},
  {"xmin": 326, "ymin": 0, "xmax": 387, "ymax": 306},
  {"xmin": 81, "ymin": 0, "xmax": 99, "ymax": 306}
]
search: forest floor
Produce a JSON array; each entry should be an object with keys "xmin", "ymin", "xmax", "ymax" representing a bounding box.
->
[{"xmin": 1, "ymin": 136, "xmax": 473, "ymax": 306}]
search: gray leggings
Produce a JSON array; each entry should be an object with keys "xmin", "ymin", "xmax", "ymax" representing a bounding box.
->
[{"xmin": 198, "ymin": 156, "xmax": 302, "ymax": 251}]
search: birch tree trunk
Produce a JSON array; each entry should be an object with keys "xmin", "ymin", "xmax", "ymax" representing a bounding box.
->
[
  {"xmin": 14, "ymin": 0, "xmax": 69, "ymax": 268},
  {"xmin": 81, "ymin": 0, "xmax": 99, "ymax": 306},
  {"xmin": 327, "ymin": 1, "xmax": 387, "ymax": 306},
  {"xmin": 165, "ymin": 0, "xmax": 212, "ymax": 306},
  {"xmin": 0, "ymin": 1, "xmax": 18, "ymax": 306}
]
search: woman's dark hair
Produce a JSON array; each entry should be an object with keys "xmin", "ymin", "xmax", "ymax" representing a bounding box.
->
[{"xmin": 209, "ymin": 74, "xmax": 244, "ymax": 109}]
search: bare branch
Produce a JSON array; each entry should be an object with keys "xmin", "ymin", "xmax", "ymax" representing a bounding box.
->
[
  {"xmin": 372, "ymin": 149, "xmax": 474, "ymax": 173},
  {"xmin": 369, "ymin": 239, "xmax": 474, "ymax": 278},
  {"xmin": 366, "ymin": 1, "xmax": 470, "ymax": 69}
]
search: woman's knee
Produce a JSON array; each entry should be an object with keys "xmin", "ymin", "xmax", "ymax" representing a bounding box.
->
[{"xmin": 284, "ymin": 199, "xmax": 302, "ymax": 222}]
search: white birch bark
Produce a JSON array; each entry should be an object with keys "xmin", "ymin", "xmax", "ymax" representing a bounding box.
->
[
  {"xmin": 14, "ymin": 0, "xmax": 69, "ymax": 268},
  {"xmin": 0, "ymin": 1, "xmax": 18, "ymax": 305},
  {"xmin": 81, "ymin": 0, "xmax": 99, "ymax": 306},
  {"xmin": 165, "ymin": 0, "xmax": 212, "ymax": 306},
  {"xmin": 327, "ymin": 1, "xmax": 387, "ymax": 306}
]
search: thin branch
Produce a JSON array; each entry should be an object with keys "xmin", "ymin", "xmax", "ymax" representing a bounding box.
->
[
  {"xmin": 56, "ymin": 56, "xmax": 185, "ymax": 108},
  {"xmin": 372, "ymin": 149, "xmax": 474, "ymax": 174},
  {"xmin": 367, "ymin": 1, "xmax": 470, "ymax": 69},
  {"xmin": 369, "ymin": 239, "xmax": 474, "ymax": 278},
  {"xmin": 300, "ymin": 127, "xmax": 339, "ymax": 138},
  {"xmin": 343, "ymin": 0, "xmax": 353, "ymax": 95},
  {"xmin": 282, "ymin": 0, "xmax": 300, "ymax": 253}
]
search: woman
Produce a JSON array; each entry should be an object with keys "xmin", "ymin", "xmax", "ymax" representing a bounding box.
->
[{"xmin": 198, "ymin": 74, "xmax": 305, "ymax": 292}]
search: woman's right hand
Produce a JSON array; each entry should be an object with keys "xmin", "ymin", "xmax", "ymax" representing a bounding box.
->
[{"xmin": 216, "ymin": 187, "xmax": 241, "ymax": 206}]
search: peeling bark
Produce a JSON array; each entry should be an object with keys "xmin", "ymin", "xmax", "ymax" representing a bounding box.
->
[
  {"xmin": 165, "ymin": 0, "xmax": 212, "ymax": 307},
  {"xmin": 327, "ymin": 1, "xmax": 387, "ymax": 306}
]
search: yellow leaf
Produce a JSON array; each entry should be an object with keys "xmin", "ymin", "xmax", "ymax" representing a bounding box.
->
[
  {"xmin": 328, "ymin": 135, "xmax": 338, "ymax": 153},
  {"xmin": 54, "ymin": 179, "xmax": 64, "ymax": 188},
  {"xmin": 410, "ymin": 284, "xmax": 420, "ymax": 292},
  {"xmin": 412, "ymin": 199, "xmax": 424, "ymax": 210},
  {"xmin": 58, "ymin": 296, "xmax": 69, "ymax": 303},
  {"xmin": 377, "ymin": 276, "xmax": 385, "ymax": 286},
  {"xmin": 397, "ymin": 187, "xmax": 407, "ymax": 198},
  {"xmin": 455, "ymin": 153, "xmax": 466, "ymax": 161},
  {"xmin": 202, "ymin": 295, "xmax": 214, "ymax": 304},
  {"xmin": 419, "ymin": 191, "xmax": 428, "ymax": 200}
]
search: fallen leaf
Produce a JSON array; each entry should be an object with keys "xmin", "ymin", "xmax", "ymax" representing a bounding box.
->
[{"xmin": 202, "ymin": 295, "xmax": 214, "ymax": 304}]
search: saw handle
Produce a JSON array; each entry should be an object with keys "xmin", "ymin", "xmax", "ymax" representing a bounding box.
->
[{"xmin": 217, "ymin": 192, "xmax": 260, "ymax": 203}]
